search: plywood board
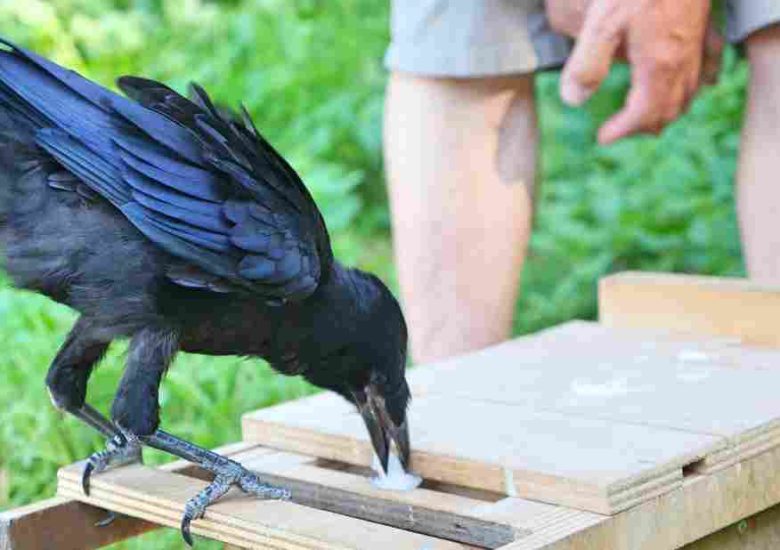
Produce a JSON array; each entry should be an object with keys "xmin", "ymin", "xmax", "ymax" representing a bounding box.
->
[
  {"xmin": 0, "ymin": 497, "xmax": 157, "ymax": 550},
  {"xmin": 410, "ymin": 322, "xmax": 780, "ymax": 472},
  {"xmin": 221, "ymin": 448, "xmax": 518, "ymax": 547},
  {"xmin": 683, "ymin": 502, "xmax": 780, "ymax": 550},
  {"xmin": 244, "ymin": 394, "xmax": 721, "ymax": 514},
  {"xmin": 511, "ymin": 440, "xmax": 780, "ymax": 549},
  {"xmin": 52, "ymin": 437, "xmax": 780, "ymax": 550},
  {"xmin": 599, "ymin": 272, "xmax": 780, "ymax": 347},
  {"xmin": 244, "ymin": 322, "xmax": 780, "ymax": 515},
  {"xmin": 0, "ymin": 441, "xmax": 258, "ymax": 550},
  {"xmin": 57, "ymin": 463, "xmax": 465, "ymax": 549}
]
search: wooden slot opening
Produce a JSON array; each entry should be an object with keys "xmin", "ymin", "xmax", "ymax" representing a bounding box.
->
[
  {"xmin": 682, "ymin": 458, "xmax": 706, "ymax": 478},
  {"xmin": 313, "ymin": 458, "xmax": 505, "ymax": 502}
]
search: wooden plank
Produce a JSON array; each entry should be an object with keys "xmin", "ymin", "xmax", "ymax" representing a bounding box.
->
[
  {"xmin": 244, "ymin": 391, "xmax": 722, "ymax": 515},
  {"xmin": 57, "ymin": 464, "xmax": 466, "ymax": 549},
  {"xmin": 503, "ymin": 439, "xmax": 780, "ymax": 549},
  {"xmin": 235, "ymin": 450, "xmax": 518, "ymax": 548},
  {"xmin": 0, "ymin": 441, "xmax": 259, "ymax": 550},
  {"xmin": 243, "ymin": 321, "xmax": 780, "ymax": 516},
  {"xmin": 684, "ymin": 502, "xmax": 780, "ymax": 549},
  {"xmin": 599, "ymin": 272, "xmax": 780, "ymax": 347},
  {"xmin": 0, "ymin": 497, "xmax": 156, "ymax": 550},
  {"xmin": 411, "ymin": 323, "xmax": 780, "ymax": 474},
  {"xmin": 233, "ymin": 445, "xmax": 780, "ymax": 549},
  {"xmin": 470, "ymin": 498, "xmax": 607, "ymax": 548}
]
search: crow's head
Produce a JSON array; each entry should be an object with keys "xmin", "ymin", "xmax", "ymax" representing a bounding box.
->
[
  {"xmin": 307, "ymin": 269, "xmax": 411, "ymax": 474},
  {"xmin": 351, "ymin": 274, "xmax": 411, "ymax": 474}
]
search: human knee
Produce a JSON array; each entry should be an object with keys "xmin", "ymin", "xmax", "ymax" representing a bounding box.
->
[
  {"xmin": 746, "ymin": 24, "xmax": 780, "ymax": 70},
  {"xmin": 496, "ymin": 81, "xmax": 538, "ymax": 195}
]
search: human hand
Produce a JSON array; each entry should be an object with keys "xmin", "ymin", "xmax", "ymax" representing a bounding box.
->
[{"xmin": 547, "ymin": 0, "xmax": 713, "ymax": 144}]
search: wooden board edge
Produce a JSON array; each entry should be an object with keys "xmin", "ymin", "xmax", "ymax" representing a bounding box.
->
[
  {"xmin": 0, "ymin": 441, "xmax": 261, "ymax": 550},
  {"xmin": 0, "ymin": 496, "xmax": 158, "ymax": 550},
  {"xmin": 244, "ymin": 416, "xmax": 703, "ymax": 517},
  {"xmin": 57, "ymin": 466, "xmax": 466, "ymax": 550},
  {"xmin": 598, "ymin": 272, "xmax": 780, "ymax": 347},
  {"xmin": 504, "ymin": 440, "xmax": 780, "ymax": 549}
]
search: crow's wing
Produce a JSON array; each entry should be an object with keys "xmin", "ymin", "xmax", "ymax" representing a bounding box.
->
[{"xmin": 0, "ymin": 39, "xmax": 332, "ymax": 303}]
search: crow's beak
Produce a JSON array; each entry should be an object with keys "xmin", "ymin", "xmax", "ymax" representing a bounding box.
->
[{"xmin": 353, "ymin": 386, "xmax": 410, "ymax": 474}]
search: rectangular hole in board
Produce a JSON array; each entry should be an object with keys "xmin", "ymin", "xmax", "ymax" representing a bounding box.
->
[
  {"xmin": 682, "ymin": 458, "xmax": 706, "ymax": 478},
  {"xmin": 313, "ymin": 458, "xmax": 505, "ymax": 503}
]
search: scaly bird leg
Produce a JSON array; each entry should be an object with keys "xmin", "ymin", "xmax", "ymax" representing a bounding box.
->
[
  {"xmin": 91, "ymin": 328, "xmax": 290, "ymax": 546},
  {"xmin": 141, "ymin": 430, "xmax": 291, "ymax": 546},
  {"xmin": 71, "ymin": 403, "xmax": 120, "ymax": 438},
  {"xmin": 72, "ymin": 403, "xmax": 142, "ymax": 495},
  {"xmin": 46, "ymin": 320, "xmax": 141, "ymax": 524},
  {"xmin": 81, "ymin": 429, "xmax": 143, "ymax": 494}
]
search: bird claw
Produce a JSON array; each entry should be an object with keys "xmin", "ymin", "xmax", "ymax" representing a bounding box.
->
[
  {"xmin": 94, "ymin": 510, "xmax": 118, "ymax": 527},
  {"xmin": 179, "ymin": 465, "xmax": 290, "ymax": 546},
  {"xmin": 82, "ymin": 432, "xmax": 142, "ymax": 495}
]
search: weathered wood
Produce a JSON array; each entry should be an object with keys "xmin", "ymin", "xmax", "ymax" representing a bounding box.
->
[
  {"xmin": 0, "ymin": 441, "xmax": 258, "ymax": 550},
  {"xmin": 0, "ymin": 497, "xmax": 156, "ymax": 550},
  {"xmin": 236, "ymin": 450, "xmax": 518, "ymax": 548},
  {"xmin": 599, "ymin": 271, "xmax": 780, "ymax": 347},
  {"xmin": 505, "ymin": 443, "xmax": 780, "ymax": 549},
  {"xmin": 685, "ymin": 502, "xmax": 780, "ymax": 549},
  {"xmin": 246, "ymin": 391, "xmax": 723, "ymax": 514},
  {"xmin": 58, "ymin": 464, "xmax": 466, "ymax": 549}
]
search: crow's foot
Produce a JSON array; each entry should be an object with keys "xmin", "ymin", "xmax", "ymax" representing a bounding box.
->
[
  {"xmin": 180, "ymin": 467, "xmax": 290, "ymax": 546},
  {"xmin": 141, "ymin": 429, "xmax": 290, "ymax": 546},
  {"xmin": 82, "ymin": 431, "xmax": 142, "ymax": 495}
]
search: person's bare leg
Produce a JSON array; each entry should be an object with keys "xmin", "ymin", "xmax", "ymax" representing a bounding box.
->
[
  {"xmin": 385, "ymin": 73, "xmax": 536, "ymax": 364},
  {"xmin": 738, "ymin": 24, "xmax": 780, "ymax": 282}
]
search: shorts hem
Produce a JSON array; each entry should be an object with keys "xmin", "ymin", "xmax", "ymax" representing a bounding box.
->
[{"xmin": 384, "ymin": 42, "xmax": 566, "ymax": 78}]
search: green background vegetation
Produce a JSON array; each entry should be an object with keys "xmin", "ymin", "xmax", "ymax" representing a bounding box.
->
[{"xmin": 0, "ymin": 0, "xmax": 747, "ymax": 546}]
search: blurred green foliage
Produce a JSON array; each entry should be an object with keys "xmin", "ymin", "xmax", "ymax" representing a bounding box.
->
[{"xmin": 0, "ymin": 0, "xmax": 746, "ymax": 547}]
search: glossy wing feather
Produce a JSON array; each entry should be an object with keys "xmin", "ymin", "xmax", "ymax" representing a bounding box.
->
[{"xmin": 0, "ymin": 38, "xmax": 332, "ymax": 303}]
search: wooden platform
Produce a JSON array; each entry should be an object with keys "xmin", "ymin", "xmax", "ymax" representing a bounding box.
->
[
  {"xmin": 4, "ymin": 272, "xmax": 780, "ymax": 549},
  {"xmin": 244, "ymin": 321, "xmax": 780, "ymax": 516}
]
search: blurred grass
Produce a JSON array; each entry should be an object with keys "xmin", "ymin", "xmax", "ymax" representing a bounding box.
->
[{"xmin": 0, "ymin": 0, "xmax": 746, "ymax": 548}]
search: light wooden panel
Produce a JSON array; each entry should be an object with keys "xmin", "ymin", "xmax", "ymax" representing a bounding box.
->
[
  {"xmin": 228, "ymin": 448, "xmax": 518, "ymax": 547},
  {"xmin": 410, "ymin": 322, "xmax": 780, "ymax": 473},
  {"xmin": 52, "ymin": 439, "xmax": 780, "ymax": 549},
  {"xmin": 599, "ymin": 272, "xmax": 780, "ymax": 347},
  {"xmin": 510, "ymin": 441, "xmax": 780, "ymax": 549},
  {"xmin": 684, "ymin": 503, "xmax": 780, "ymax": 550},
  {"xmin": 245, "ymin": 392, "xmax": 721, "ymax": 514},
  {"xmin": 58, "ymin": 464, "xmax": 465, "ymax": 549},
  {"xmin": 0, "ymin": 441, "xmax": 258, "ymax": 550},
  {"xmin": 0, "ymin": 497, "xmax": 157, "ymax": 550},
  {"xmin": 244, "ymin": 322, "xmax": 780, "ymax": 515}
]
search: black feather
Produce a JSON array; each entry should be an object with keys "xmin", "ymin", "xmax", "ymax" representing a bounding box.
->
[{"xmin": 0, "ymin": 38, "xmax": 410, "ymax": 494}]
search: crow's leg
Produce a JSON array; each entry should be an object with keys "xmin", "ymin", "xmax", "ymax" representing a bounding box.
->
[
  {"xmin": 71, "ymin": 403, "xmax": 119, "ymax": 439},
  {"xmin": 47, "ymin": 318, "xmax": 142, "ymax": 499},
  {"xmin": 103, "ymin": 328, "xmax": 289, "ymax": 546},
  {"xmin": 82, "ymin": 327, "xmax": 177, "ymax": 493},
  {"xmin": 141, "ymin": 430, "xmax": 290, "ymax": 545},
  {"xmin": 46, "ymin": 318, "xmax": 110, "ymax": 419}
]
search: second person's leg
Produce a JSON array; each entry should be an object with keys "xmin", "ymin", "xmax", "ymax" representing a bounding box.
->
[
  {"xmin": 385, "ymin": 74, "xmax": 536, "ymax": 363},
  {"xmin": 383, "ymin": 0, "xmax": 570, "ymax": 364}
]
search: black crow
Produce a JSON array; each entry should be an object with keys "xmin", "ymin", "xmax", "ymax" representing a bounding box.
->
[{"xmin": 0, "ymin": 38, "xmax": 412, "ymax": 543}]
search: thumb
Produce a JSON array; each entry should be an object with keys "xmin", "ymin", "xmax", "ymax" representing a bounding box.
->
[{"xmin": 560, "ymin": 1, "xmax": 628, "ymax": 106}]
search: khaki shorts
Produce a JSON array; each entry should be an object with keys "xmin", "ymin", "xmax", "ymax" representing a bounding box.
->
[{"xmin": 386, "ymin": 0, "xmax": 780, "ymax": 77}]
